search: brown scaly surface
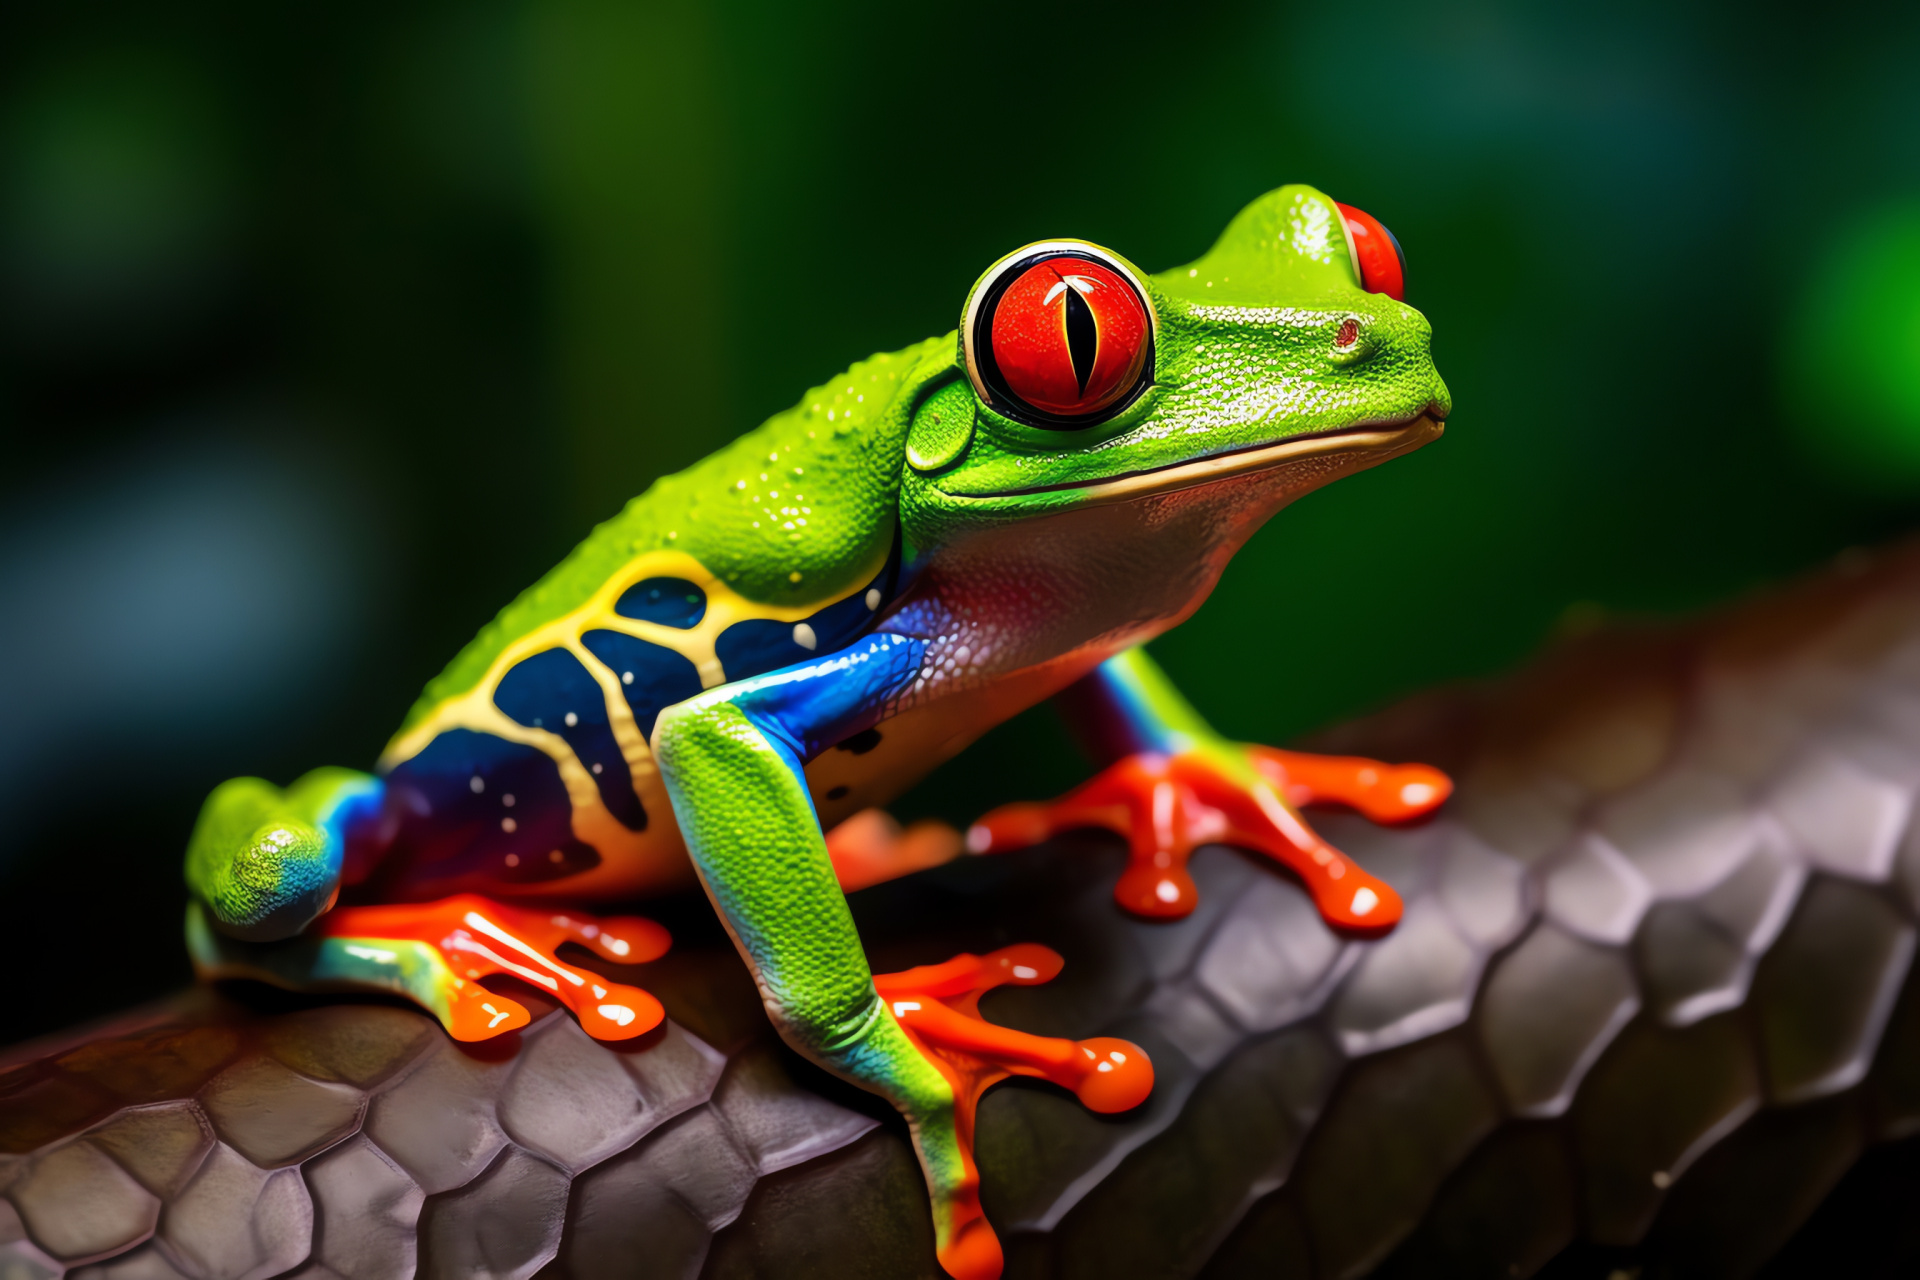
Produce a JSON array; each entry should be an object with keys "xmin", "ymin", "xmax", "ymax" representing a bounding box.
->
[{"xmin": 9, "ymin": 543, "xmax": 1920, "ymax": 1279}]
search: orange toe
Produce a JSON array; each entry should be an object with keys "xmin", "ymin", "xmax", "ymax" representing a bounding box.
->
[
  {"xmin": 938, "ymin": 1213, "xmax": 1005, "ymax": 1280},
  {"xmin": 316, "ymin": 894, "xmax": 669, "ymax": 1041}
]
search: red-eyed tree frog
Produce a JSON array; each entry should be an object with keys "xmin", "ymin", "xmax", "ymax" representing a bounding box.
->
[{"xmin": 185, "ymin": 184, "xmax": 1452, "ymax": 1279}]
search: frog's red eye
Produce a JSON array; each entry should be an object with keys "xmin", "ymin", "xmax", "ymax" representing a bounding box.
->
[
  {"xmin": 1336, "ymin": 202, "xmax": 1407, "ymax": 301},
  {"xmin": 963, "ymin": 244, "xmax": 1155, "ymax": 428}
]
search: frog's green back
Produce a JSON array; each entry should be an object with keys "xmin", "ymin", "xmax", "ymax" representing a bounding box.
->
[{"xmin": 395, "ymin": 336, "xmax": 949, "ymax": 742}]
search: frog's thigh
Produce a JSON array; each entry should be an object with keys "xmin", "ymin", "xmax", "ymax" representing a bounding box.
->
[
  {"xmin": 651, "ymin": 633, "xmax": 927, "ymax": 1050},
  {"xmin": 184, "ymin": 767, "xmax": 383, "ymax": 942}
]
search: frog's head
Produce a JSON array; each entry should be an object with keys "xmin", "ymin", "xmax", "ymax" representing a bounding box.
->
[{"xmin": 899, "ymin": 184, "xmax": 1450, "ymax": 549}]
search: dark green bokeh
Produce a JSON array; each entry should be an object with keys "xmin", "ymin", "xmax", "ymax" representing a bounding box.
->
[{"xmin": 3, "ymin": 0, "xmax": 1919, "ymax": 1045}]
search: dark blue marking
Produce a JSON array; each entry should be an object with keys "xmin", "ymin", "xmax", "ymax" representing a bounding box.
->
[
  {"xmin": 731, "ymin": 631, "xmax": 927, "ymax": 762},
  {"xmin": 580, "ymin": 630, "xmax": 705, "ymax": 740},
  {"xmin": 493, "ymin": 648, "xmax": 646, "ymax": 831},
  {"xmin": 381, "ymin": 729, "xmax": 600, "ymax": 886},
  {"xmin": 615, "ymin": 577, "xmax": 706, "ymax": 628},
  {"xmin": 714, "ymin": 532, "xmax": 902, "ymax": 683}
]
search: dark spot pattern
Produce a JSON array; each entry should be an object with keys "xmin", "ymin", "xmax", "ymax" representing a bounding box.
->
[
  {"xmin": 713, "ymin": 536, "xmax": 901, "ymax": 682},
  {"xmin": 494, "ymin": 648, "xmax": 646, "ymax": 831},
  {"xmin": 836, "ymin": 728, "xmax": 882, "ymax": 755},
  {"xmin": 381, "ymin": 729, "xmax": 600, "ymax": 889},
  {"xmin": 581, "ymin": 631, "xmax": 706, "ymax": 741},
  {"xmin": 614, "ymin": 577, "xmax": 706, "ymax": 629}
]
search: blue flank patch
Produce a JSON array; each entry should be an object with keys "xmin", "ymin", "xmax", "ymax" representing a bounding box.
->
[
  {"xmin": 382, "ymin": 728, "xmax": 600, "ymax": 885},
  {"xmin": 614, "ymin": 577, "xmax": 706, "ymax": 628},
  {"xmin": 713, "ymin": 534, "xmax": 900, "ymax": 683},
  {"xmin": 580, "ymin": 630, "xmax": 705, "ymax": 742},
  {"xmin": 732, "ymin": 632, "xmax": 928, "ymax": 763},
  {"xmin": 493, "ymin": 648, "xmax": 648, "ymax": 830}
]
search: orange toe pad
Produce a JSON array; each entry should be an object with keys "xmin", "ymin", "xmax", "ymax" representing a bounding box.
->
[{"xmin": 316, "ymin": 894, "xmax": 670, "ymax": 1041}]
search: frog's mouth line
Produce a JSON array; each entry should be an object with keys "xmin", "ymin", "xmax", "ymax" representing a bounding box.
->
[{"xmin": 960, "ymin": 411, "xmax": 1446, "ymax": 505}]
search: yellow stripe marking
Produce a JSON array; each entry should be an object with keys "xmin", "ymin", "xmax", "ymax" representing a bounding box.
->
[{"xmin": 379, "ymin": 544, "xmax": 892, "ymax": 861}]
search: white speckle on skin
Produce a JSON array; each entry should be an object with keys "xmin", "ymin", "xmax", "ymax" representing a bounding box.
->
[
  {"xmin": 793, "ymin": 623, "xmax": 818, "ymax": 650},
  {"xmin": 865, "ymin": 588, "xmax": 882, "ymax": 611},
  {"xmin": 622, "ymin": 671, "xmax": 633, "ymax": 685},
  {"xmin": 565, "ymin": 711, "xmax": 578, "ymax": 727}
]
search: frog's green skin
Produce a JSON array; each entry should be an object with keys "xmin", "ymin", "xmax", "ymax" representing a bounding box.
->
[{"xmin": 184, "ymin": 185, "xmax": 1449, "ymax": 1276}]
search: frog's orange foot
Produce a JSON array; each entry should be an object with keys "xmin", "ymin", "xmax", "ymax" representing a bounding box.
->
[
  {"xmin": 826, "ymin": 807, "xmax": 966, "ymax": 892},
  {"xmin": 315, "ymin": 894, "xmax": 670, "ymax": 1042},
  {"xmin": 1247, "ymin": 746, "xmax": 1452, "ymax": 825},
  {"xmin": 968, "ymin": 747, "xmax": 1445, "ymax": 932},
  {"xmin": 876, "ymin": 944, "xmax": 1153, "ymax": 1280}
]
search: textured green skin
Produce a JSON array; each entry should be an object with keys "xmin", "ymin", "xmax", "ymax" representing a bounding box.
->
[
  {"xmin": 651, "ymin": 695, "xmax": 966, "ymax": 1225},
  {"xmin": 183, "ymin": 768, "xmax": 376, "ymax": 941},
  {"xmin": 181, "ymin": 184, "xmax": 1449, "ymax": 1268}
]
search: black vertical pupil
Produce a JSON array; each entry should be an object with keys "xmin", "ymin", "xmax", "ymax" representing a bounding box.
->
[{"xmin": 1062, "ymin": 281, "xmax": 1098, "ymax": 397}]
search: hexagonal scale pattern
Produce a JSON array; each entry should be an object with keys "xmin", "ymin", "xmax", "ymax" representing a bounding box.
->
[{"xmin": 14, "ymin": 543, "xmax": 1920, "ymax": 1277}]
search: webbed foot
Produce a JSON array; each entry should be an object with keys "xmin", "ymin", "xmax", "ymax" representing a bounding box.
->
[
  {"xmin": 189, "ymin": 893, "xmax": 670, "ymax": 1042},
  {"xmin": 825, "ymin": 808, "xmax": 966, "ymax": 892},
  {"xmin": 871, "ymin": 944, "xmax": 1152, "ymax": 1279},
  {"xmin": 967, "ymin": 745, "xmax": 1449, "ymax": 931}
]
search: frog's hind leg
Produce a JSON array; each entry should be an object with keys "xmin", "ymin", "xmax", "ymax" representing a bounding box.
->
[
  {"xmin": 185, "ymin": 768, "xmax": 670, "ymax": 1042},
  {"xmin": 653, "ymin": 633, "xmax": 1155, "ymax": 1280},
  {"xmin": 188, "ymin": 894, "xmax": 670, "ymax": 1042},
  {"xmin": 184, "ymin": 767, "xmax": 385, "ymax": 941}
]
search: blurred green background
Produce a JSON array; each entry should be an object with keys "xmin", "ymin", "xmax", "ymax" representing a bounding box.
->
[{"xmin": 4, "ymin": 0, "xmax": 1920, "ymax": 1045}]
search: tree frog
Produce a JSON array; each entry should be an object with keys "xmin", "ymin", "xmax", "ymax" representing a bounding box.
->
[{"xmin": 185, "ymin": 184, "xmax": 1452, "ymax": 1279}]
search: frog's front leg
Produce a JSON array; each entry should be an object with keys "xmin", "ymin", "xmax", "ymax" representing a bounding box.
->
[
  {"xmin": 969, "ymin": 648, "xmax": 1451, "ymax": 931},
  {"xmin": 183, "ymin": 770, "xmax": 668, "ymax": 1042},
  {"xmin": 653, "ymin": 634, "xmax": 1151, "ymax": 1280}
]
